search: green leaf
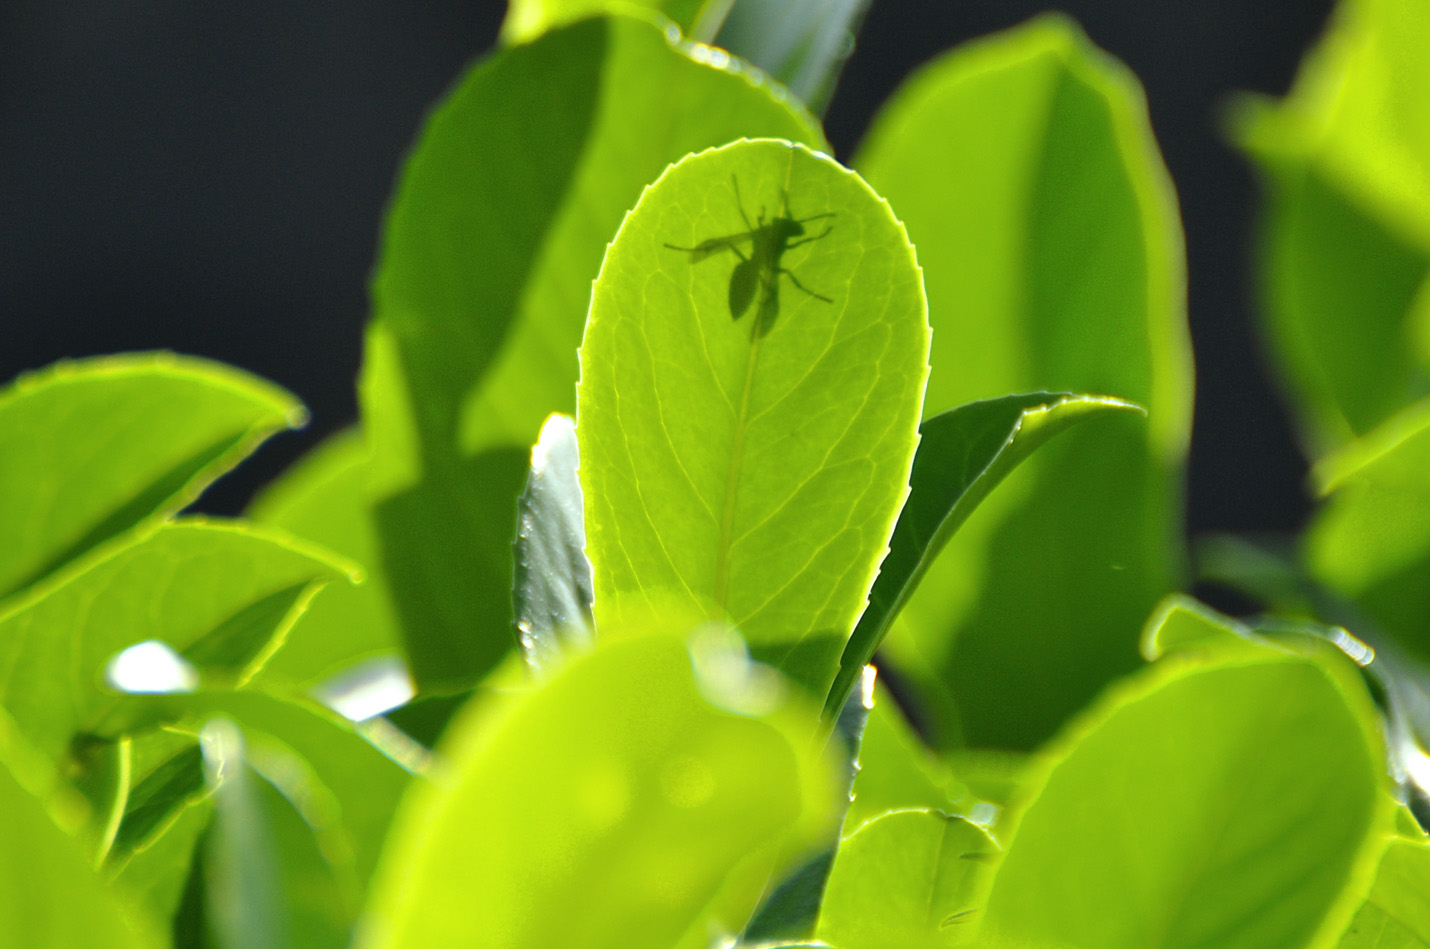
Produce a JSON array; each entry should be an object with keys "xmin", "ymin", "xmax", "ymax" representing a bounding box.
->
[
  {"xmin": 513, "ymin": 414, "xmax": 594, "ymax": 673},
  {"xmin": 824, "ymin": 392, "xmax": 1143, "ymax": 719},
  {"xmin": 855, "ymin": 14, "xmax": 1192, "ymax": 749},
  {"xmin": 978, "ymin": 653, "xmax": 1393, "ymax": 949},
  {"xmin": 845, "ymin": 681, "xmax": 968, "ymax": 831},
  {"xmin": 0, "ymin": 520, "xmax": 352, "ymax": 767},
  {"xmin": 357, "ymin": 626, "xmax": 838, "ymax": 949},
  {"xmin": 1306, "ymin": 399, "xmax": 1430, "ymax": 662},
  {"xmin": 1139, "ymin": 592, "xmax": 1254, "ymax": 661},
  {"xmin": 0, "ymin": 712, "xmax": 160, "ymax": 947},
  {"xmin": 578, "ymin": 139, "xmax": 929, "ymax": 698},
  {"xmin": 0, "ymin": 353, "xmax": 304, "ymax": 603},
  {"xmin": 714, "ymin": 0, "xmax": 874, "ymax": 114},
  {"xmin": 815, "ymin": 808, "xmax": 997, "ymax": 949},
  {"xmin": 1230, "ymin": 0, "xmax": 1430, "ymax": 456},
  {"xmin": 1339, "ymin": 837, "xmax": 1430, "ymax": 947},
  {"xmin": 362, "ymin": 14, "xmax": 822, "ymax": 691},
  {"xmin": 246, "ymin": 429, "xmax": 404, "ymax": 687},
  {"xmin": 99, "ymin": 690, "xmax": 415, "ymax": 894},
  {"xmin": 501, "ymin": 0, "xmax": 709, "ymax": 44}
]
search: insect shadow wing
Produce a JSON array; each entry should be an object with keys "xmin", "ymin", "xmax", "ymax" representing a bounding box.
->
[{"xmin": 728, "ymin": 256, "xmax": 758, "ymax": 321}]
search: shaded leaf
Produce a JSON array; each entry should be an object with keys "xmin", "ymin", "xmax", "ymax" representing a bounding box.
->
[
  {"xmin": 247, "ymin": 428, "xmax": 404, "ymax": 688},
  {"xmin": 578, "ymin": 139, "xmax": 929, "ymax": 698},
  {"xmin": 855, "ymin": 14, "xmax": 1192, "ymax": 749},
  {"xmin": 824, "ymin": 392, "xmax": 1143, "ymax": 719}
]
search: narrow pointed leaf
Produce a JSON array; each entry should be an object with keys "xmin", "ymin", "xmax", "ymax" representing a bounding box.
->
[
  {"xmin": 824, "ymin": 392, "xmax": 1143, "ymax": 718},
  {"xmin": 578, "ymin": 139, "xmax": 929, "ymax": 698},
  {"xmin": 513, "ymin": 414, "xmax": 595, "ymax": 673},
  {"xmin": 0, "ymin": 354, "xmax": 304, "ymax": 603},
  {"xmin": 715, "ymin": 0, "xmax": 874, "ymax": 113}
]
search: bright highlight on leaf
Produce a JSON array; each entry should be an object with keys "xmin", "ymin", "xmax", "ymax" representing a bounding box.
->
[{"xmin": 578, "ymin": 138, "xmax": 929, "ymax": 697}]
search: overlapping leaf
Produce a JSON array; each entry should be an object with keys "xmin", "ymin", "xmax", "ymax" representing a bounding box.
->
[
  {"xmin": 357, "ymin": 628, "xmax": 837, "ymax": 949},
  {"xmin": 0, "ymin": 353, "xmax": 304, "ymax": 604},
  {"xmin": 362, "ymin": 14, "xmax": 823, "ymax": 691},
  {"xmin": 855, "ymin": 15, "xmax": 1192, "ymax": 749}
]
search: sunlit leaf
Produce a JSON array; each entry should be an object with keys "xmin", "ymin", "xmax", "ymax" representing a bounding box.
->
[
  {"xmin": 0, "ymin": 353, "xmax": 303, "ymax": 604},
  {"xmin": 578, "ymin": 139, "xmax": 928, "ymax": 697}
]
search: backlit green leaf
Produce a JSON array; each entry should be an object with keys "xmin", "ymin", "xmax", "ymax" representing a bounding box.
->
[
  {"xmin": 357, "ymin": 627, "xmax": 838, "ymax": 949},
  {"xmin": 578, "ymin": 139, "xmax": 929, "ymax": 697},
  {"xmin": 501, "ymin": 0, "xmax": 709, "ymax": 44},
  {"xmin": 824, "ymin": 392, "xmax": 1143, "ymax": 719},
  {"xmin": 1231, "ymin": 0, "xmax": 1430, "ymax": 456},
  {"xmin": 0, "ymin": 354, "xmax": 304, "ymax": 604},
  {"xmin": 1339, "ymin": 837, "xmax": 1430, "ymax": 947},
  {"xmin": 979, "ymin": 653, "xmax": 1392, "ymax": 949},
  {"xmin": 816, "ymin": 808, "xmax": 997, "ymax": 949},
  {"xmin": 362, "ymin": 14, "xmax": 822, "ymax": 691},
  {"xmin": 0, "ymin": 521, "xmax": 352, "ymax": 766},
  {"xmin": 855, "ymin": 14, "xmax": 1192, "ymax": 749}
]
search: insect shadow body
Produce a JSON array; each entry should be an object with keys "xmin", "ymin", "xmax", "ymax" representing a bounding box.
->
[{"xmin": 665, "ymin": 176, "xmax": 834, "ymax": 338}]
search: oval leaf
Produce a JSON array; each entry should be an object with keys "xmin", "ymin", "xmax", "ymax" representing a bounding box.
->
[
  {"xmin": 0, "ymin": 354, "xmax": 304, "ymax": 603},
  {"xmin": 578, "ymin": 139, "xmax": 929, "ymax": 696},
  {"xmin": 979, "ymin": 654, "xmax": 1392, "ymax": 949}
]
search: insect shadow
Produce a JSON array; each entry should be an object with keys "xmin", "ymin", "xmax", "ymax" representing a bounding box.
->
[{"xmin": 664, "ymin": 176, "xmax": 834, "ymax": 338}]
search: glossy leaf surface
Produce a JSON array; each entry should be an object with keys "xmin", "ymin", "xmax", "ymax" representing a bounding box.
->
[
  {"xmin": 578, "ymin": 139, "xmax": 929, "ymax": 697},
  {"xmin": 0, "ymin": 354, "xmax": 303, "ymax": 603},
  {"xmin": 980, "ymin": 653, "xmax": 1391, "ymax": 949},
  {"xmin": 358, "ymin": 629, "xmax": 837, "ymax": 949},
  {"xmin": 855, "ymin": 15, "xmax": 1192, "ymax": 749}
]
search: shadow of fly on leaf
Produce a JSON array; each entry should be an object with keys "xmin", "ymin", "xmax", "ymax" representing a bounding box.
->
[{"xmin": 665, "ymin": 176, "xmax": 834, "ymax": 338}]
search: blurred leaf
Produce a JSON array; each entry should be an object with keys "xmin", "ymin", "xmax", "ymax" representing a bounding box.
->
[
  {"xmin": 815, "ymin": 808, "xmax": 997, "ymax": 949},
  {"xmin": 361, "ymin": 15, "xmax": 821, "ymax": 691},
  {"xmin": 357, "ymin": 628, "xmax": 838, "ymax": 949},
  {"xmin": 0, "ymin": 353, "xmax": 303, "ymax": 604},
  {"xmin": 845, "ymin": 681, "xmax": 967, "ymax": 831},
  {"xmin": 978, "ymin": 653, "xmax": 1393, "ymax": 949},
  {"xmin": 715, "ymin": 0, "xmax": 873, "ymax": 113},
  {"xmin": 1339, "ymin": 837, "xmax": 1430, "ymax": 947},
  {"xmin": 855, "ymin": 14, "xmax": 1192, "ymax": 750},
  {"xmin": 1306, "ymin": 399, "xmax": 1430, "ymax": 661},
  {"xmin": 0, "ymin": 521, "xmax": 352, "ymax": 768},
  {"xmin": 1230, "ymin": 0, "xmax": 1430, "ymax": 456},
  {"xmin": 578, "ymin": 139, "xmax": 929, "ymax": 698},
  {"xmin": 247, "ymin": 428, "xmax": 404, "ymax": 688},
  {"xmin": 0, "ymin": 711, "xmax": 159, "ymax": 947},
  {"xmin": 824, "ymin": 392, "xmax": 1143, "ymax": 719},
  {"xmin": 501, "ymin": 0, "xmax": 709, "ymax": 44},
  {"xmin": 513, "ymin": 414, "xmax": 594, "ymax": 673},
  {"xmin": 1139, "ymin": 592, "xmax": 1254, "ymax": 661}
]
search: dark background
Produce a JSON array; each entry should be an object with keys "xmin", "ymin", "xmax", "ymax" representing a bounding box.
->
[{"xmin": 0, "ymin": 0, "xmax": 1334, "ymax": 536}]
